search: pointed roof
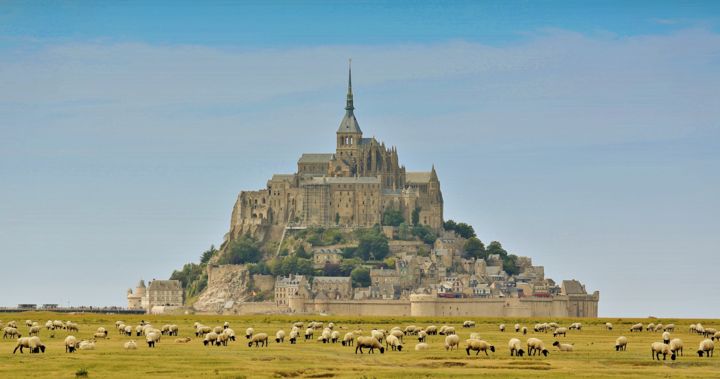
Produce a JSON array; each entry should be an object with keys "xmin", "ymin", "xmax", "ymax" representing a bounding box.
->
[{"xmin": 338, "ymin": 59, "xmax": 362, "ymax": 134}]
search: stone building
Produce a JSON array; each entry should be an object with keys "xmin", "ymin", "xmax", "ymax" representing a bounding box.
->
[
  {"xmin": 312, "ymin": 276, "xmax": 352, "ymax": 300},
  {"xmin": 127, "ymin": 279, "xmax": 183, "ymax": 312},
  {"xmin": 312, "ymin": 248, "xmax": 343, "ymax": 269},
  {"xmin": 227, "ymin": 64, "xmax": 443, "ymax": 240},
  {"xmin": 275, "ymin": 274, "xmax": 310, "ymax": 307}
]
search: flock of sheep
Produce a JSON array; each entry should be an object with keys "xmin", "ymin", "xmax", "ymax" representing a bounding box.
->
[{"xmin": 2, "ymin": 318, "xmax": 718, "ymax": 361}]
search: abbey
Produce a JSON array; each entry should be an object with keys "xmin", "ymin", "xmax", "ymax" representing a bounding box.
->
[{"xmin": 228, "ymin": 66, "xmax": 443, "ymax": 240}]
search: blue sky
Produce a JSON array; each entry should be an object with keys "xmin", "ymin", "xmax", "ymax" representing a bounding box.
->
[{"xmin": 1, "ymin": 1, "xmax": 719, "ymax": 317}]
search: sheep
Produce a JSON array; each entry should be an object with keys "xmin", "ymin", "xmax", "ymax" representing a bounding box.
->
[
  {"xmin": 248, "ymin": 332, "xmax": 269, "ymax": 347},
  {"xmin": 425, "ymin": 325, "xmax": 437, "ymax": 335},
  {"xmin": 521, "ymin": 326, "xmax": 528, "ymax": 335},
  {"xmin": 3, "ymin": 327, "xmax": 20, "ymax": 339},
  {"xmin": 386, "ymin": 334, "xmax": 403, "ymax": 351},
  {"xmin": 123, "ymin": 325, "xmax": 133, "ymax": 336},
  {"xmin": 52, "ymin": 320, "xmax": 64, "ymax": 330},
  {"xmin": 442, "ymin": 326, "xmax": 456, "ymax": 336},
  {"xmin": 553, "ymin": 327, "xmax": 568, "ymax": 337},
  {"xmin": 245, "ymin": 327, "xmax": 254, "ymax": 339},
  {"xmin": 646, "ymin": 323, "xmax": 655, "ymax": 332},
  {"xmin": 13, "ymin": 337, "xmax": 46, "ymax": 354},
  {"xmin": 371, "ymin": 329, "xmax": 385, "ymax": 343},
  {"xmin": 327, "ymin": 322, "xmax": 335, "ymax": 330},
  {"xmin": 331, "ymin": 330, "xmax": 340, "ymax": 343},
  {"xmin": 418, "ymin": 330, "xmax": 427, "ymax": 343},
  {"xmin": 463, "ymin": 321, "xmax": 475, "ymax": 328},
  {"xmin": 304, "ymin": 327, "xmax": 314, "ymax": 341},
  {"xmin": 444, "ymin": 334, "xmax": 460, "ymax": 351},
  {"xmin": 662, "ymin": 331, "xmax": 670, "ymax": 345},
  {"xmin": 549, "ymin": 322, "xmax": 559, "ymax": 329},
  {"xmin": 690, "ymin": 324, "xmax": 697, "ymax": 333},
  {"xmin": 651, "ymin": 342, "xmax": 675, "ymax": 360},
  {"xmin": 196, "ymin": 325, "xmax": 211, "ymax": 337},
  {"xmin": 223, "ymin": 321, "xmax": 230, "ymax": 329},
  {"xmin": 7, "ymin": 321, "xmax": 17, "ymax": 329},
  {"xmin": 78, "ymin": 340, "xmax": 96, "ymax": 350},
  {"xmin": 654, "ymin": 323, "xmax": 664, "ymax": 332},
  {"xmin": 317, "ymin": 329, "xmax": 331, "ymax": 343},
  {"xmin": 93, "ymin": 332, "xmax": 108, "ymax": 339},
  {"xmin": 216, "ymin": 332, "xmax": 229, "ymax": 346},
  {"xmin": 223, "ymin": 328, "xmax": 236, "ymax": 341},
  {"xmin": 66, "ymin": 322, "xmax": 79, "ymax": 333},
  {"xmin": 697, "ymin": 339, "xmax": 714, "ymax": 357},
  {"xmin": 605, "ymin": 322, "xmax": 613, "ymax": 331},
  {"xmin": 569, "ymin": 322, "xmax": 582, "ymax": 331},
  {"xmin": 514, "ymin": 324, "xmax": 521, "ymax": 332},
  {"xmin": 175, "ymin": 337, "xmax": 191, "ymax": 343},
  {"xmin": 615, "ymin": 336, "xmax": 628, "ymax": 351},
  {"xmin": 553, "ymin": 341, "xmax": 573, "ymax": 352},
  {"xmin": 527, "ymin": 338, "xmax": 549, "ymax": 357},
  {"xmin": 415, "ymin": 342, "xmax": 429, "ymax": 351},
  {"xmin": 146, "ymin": 332, "xmax": 160, "ymax": 348},
  {"xmin": 45, "ymin": 321, "xmax": 54, "ymax": 330},
  {"xmin": 389, "ymin": 329, "xmax": 404, "ymax": 342},
  {"xmin": 465, "ymin": 339, "xmax": 495, "ymax": 356},
  {"xmin": 203, "ymin": 332, "xmax": 218, "ymax": 346},
  {"xmin": 341, "ymin": 332, "xmax": 354, "ymax": 346},
  {"xmin": 213, "ymin": 326, "xmax": 224, "ymax": 334},
  {"xmin": 25, "ymin": 320, "xmax": 33, "ymax": 327},
  {"xmin": 293, "ymin": 322, "xmax": 304, "ymax": 328},
  {"xmin": 124, "ymin": 340, "xmax": 137, "ymax": 350},
  {"xmin": 534, "ymin": 323, "xmax": 549, "ymax": 333},
  {"xmin": 664, "ymin": 324, "xmax": 675, "ymax": 332},
  {"xmin": 289, "ymin": 330, "xmax": 298, "ymax": 344},
  {"xmin": 355, "ymin": 336, "xmax": 385, "ymax": 354},
  {"xmin": 630, "ymin": 323, "xmax": 643, "ymax": 332},
  {"xmin": 28, "ymin": 326, "xmax": 40, "ymax": 336},
  {"xmin": 65, "ymin": 335, "xmax": 78, "ymax": 353},
  {"xmin": 669, "ymin": 338, "xmax": 683, "ymax": 357},
  {"xmin": 115, "ymin": 321, "xmax": 124, "ymax": 329},
  {"xmin": 508, "ymin": 338, "xmax": 525, "ymax": 356},
  {"xmin": 135, "ymin": 325, "xmax": 143, "ymax": 337},
  {"xmin": 499, "ymin": 324, "xmax": 505, "ymax": 332},
  {"xmin": 404, "ymin": 325, "xmax": 418, "ymax": 335},
  {"xmin": 712, "ymin": 331, "xmax": 720, "ymax": 341},
  {"xmin": 275, "ymin": 330, "xmax": 286, "ymax": 343},
  {"xmin": 704, "ymin": 328, "xmax": 718, "ymax": 338}
]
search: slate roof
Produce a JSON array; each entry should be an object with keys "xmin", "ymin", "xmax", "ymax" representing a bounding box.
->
[
  {"xmin": 298, "ymin": 154, "xmax": 335, "ymax": 164},
  {"xmin": 406, "ymin": 172, "xmax": 432, "ymax": 183}
]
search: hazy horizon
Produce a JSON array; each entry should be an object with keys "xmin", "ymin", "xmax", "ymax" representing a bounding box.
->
[{"xmin": 1, "ymin": 1, "xmax": 719, "ymax": 318}]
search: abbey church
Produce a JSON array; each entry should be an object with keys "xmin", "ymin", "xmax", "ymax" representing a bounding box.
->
[{"xmin": 228, "ymin": 66, "xmax": 444, "ymax": 239}]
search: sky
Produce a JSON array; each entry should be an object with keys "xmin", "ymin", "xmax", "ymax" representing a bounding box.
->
[{"xmin": 1, "ymin": 1, "xmax": 719, "ymax": 318}]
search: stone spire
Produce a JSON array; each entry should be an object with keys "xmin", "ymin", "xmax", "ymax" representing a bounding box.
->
[
  {"xmin": 346, "ymin": 58, "xmax": 354, "ymax": 112},
  {"xmin": 337, "ymin": 59, "xmax": 362, "ymax": 135}
]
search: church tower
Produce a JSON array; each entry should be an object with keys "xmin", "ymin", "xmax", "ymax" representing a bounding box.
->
[{"xmin": 336, "ymin": 60, "xmax": 362, "ymax": 162}]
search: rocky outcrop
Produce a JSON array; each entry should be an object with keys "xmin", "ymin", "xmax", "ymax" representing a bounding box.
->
[{"xmin": 192, "ymin": 264, "xmax": 252, "ymax": 313}]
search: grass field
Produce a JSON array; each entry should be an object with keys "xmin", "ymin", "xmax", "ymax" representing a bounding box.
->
[{"xmin": 1, "ymin": 312, "xmax": 718, "ymax": 378}]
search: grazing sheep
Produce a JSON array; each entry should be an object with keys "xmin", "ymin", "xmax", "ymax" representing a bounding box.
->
[
  {"xmin": 248, "ymin": 333, "xmax": 269, "ymax": 347},
  {"xmin": 630, "ymin": 323, "xmax": 643, "ymax": 332},
  {"xmin": 463, "ymin": 321, "xmax": 476, "ymax": 328},
  {"xmin": 499, "ymin": 324, "xmax": 505, "ymax": 332},
  {"xmin": 213, "ymin": 326, "xmax": 223, "ymax": 334},
  {"xmin": 444, "ymin": 335, "xmax": 460, "ymax": 351},
  {"xmin": 65, "ymin": 335, "xmax": 78, "ymax": 353},
  {"xmin": 404, "ymin": 325, "xmax": 418, "ymax": 335},
  {"xmin": 124, "ymin": 340, "xmax": 137, "ymax": 350},
  {"xmin": 275, "ymin": 330, "xmax": 286, "ymax": 343},
  {"xmin": 45, "ymin": 321, "xmax": 54, "ymax": 330},
  {"xmin": 514, "ymin": 324, "xmax": 521, "ymax": 332},
  {"xmin": 289, "ymin": 330, "xmax": 298, "ymax": 344},
  {"xmin": 175, "ymin": 337, "xmax": 191, "ymax": 343},
  {"xmin": 13, "ymin": 337, "xmax": 46, "ymax": 354},
  {"xmin": 293, "ymin": 322, "xmax": 304, "ymax": 328},
  {"xmin": 508, "ymin": 338, "xmax": 525, "ymax": 357},
  {"xmin": 3, "ymin": 327, "xmax": 20, "ymax": 339},
  {"xmin": 389, "ymin": 329, "xmax": 404, "ymax": 342},
  {"xmin": 425, "ymin": 325, "xmax": 437, "ymax": 335},
  {"xmin": 651, "ymin": 342, "xmax": 675, "ymax": 360},
  {"xmin": 203, "ymin": 332, "xmax": 218, "ymax": 346},
  {"xmin": 704, "ymin": 328, "xmax": 718, "ymax": 338},
  {"xmin": 304, "ymin": 328, "xmax": 314, "ymax": 341},
  {"xmin": 605, "ymin": 322, "xmax": 613, "ymax": 331},
  {"xmin": 216, "ymin": 332, "xmax": 229, "ymax": 346},
  {"xmin": 371, "ymin": 329, "xmax": 385, "ymax": 343},
  {"xmin": 521, "ymin": 326, "xmax": 528, "ymax": 335},
  {"xmin": 669, "ymin": 338, "xmax": 683, "ymax": 357},
  {"xmin": 341, "ymin": 332, "xmax": 354, "ymax": 346},
  {"xmin": 465, "ymin": 339, "xmax": 495, "ymax": 356},
  {"xmin": 78, "ymin": 340, "xmax": 95, "ymax": 350},
  {"xmin": 94, "ymin": 332, "xmax": 108, "ymax": 339},
  {"xmin": 553, "ymin": 327, "xmax": 568, "ymax": 337},
  {"xmin": 195, "ymin": 325, "xmax": 211, "ymax": 337},
  {"xmin": 123, "ymin": 325, "xmax": 133, "ymax": 336},
  {"xmin": 662, "ymin": 331, "xmax": 670, "ymax": 344},
  {"xmin": 146, "ymin": 332, "xmax": 160, "ymax": 348},
  {"xmin": 7, "ymin": 321, "xmax": 17, "ymax": 329},
  {"xmin": 66, "ymin": 322, "xmax": 79, "ymax": 333},
  {"xmin": 615, "ymin": 336, "xmax": 628, "ymax": 351},
  {"xmin": 418, "ymin": 330, "xmax": 427, "ymax": 343},
  {"xmin": 223, "ymin": 328, "xmax": 236, "ymax": 341},
  {"xmin": 443, "ymin": 326, "xmax": 456, "ymax": 336},
  {"xmin": 569, "ymin": 322, "xmax": 582, "ymax": 331},
  {"xmin": 697, "ymin": 339, "xmax": 714, "ymax": 357},
  {"xmin": 549, "ymin": 322, "xmax": 559, "ymax": 329},
  {"xmin": 135, "ymin": 325, "xmax": 143, "ymax": 337},
  {"xmin": 712, "ymin": 331, "xmax": 720, "ymax": 341},
  {"xmin": 331, "ymin": 330, "xmax": 340, "ymax": 343},
  {"xmin": 355, "ymin": 336, "xmax": 385, "ymax": 354},
  {"xmin": 386, "ymin": 334, "xmax": 403, "ymax": 351},
  {"xmin": 664, "ymin": 324, "xmax": 675, "ymax": 332},
  {"xmin": 527, "ymin": 338, "xmax": 549, "ymax": 357},
  {"xmin": 646, "ymin": 323, "xmax": 655, "ymax": 332},
  {"xmin": 25, "ymin": 320, "xmax": 33, "ymax": 327},
  {"xmin": 327, "ymin": 322, "xmax": 335, "ymax": 330},
  {"xmin": 28, "ymin": 326, "xmax": 40, "ymax": 336},
  {"xmin": 654, "ymin": 324, "xmax": 664, "ymax": 332},
  {"xmin": 690, "ymin": 324, "xmax": 697, "ymax": 333},
  {"xmin": 223, "ymin": 321, "xmax": 230, "ymax": 330},
  {"xmin": 245, "ymin": 327, "xmax": 254, "ymax": 339},
  {"xmin": 553, "ymin": 341, "xmax": 574, "ymax": 352},
  {"xmin": 415, "ymin": 342, "xmax": 429, "ymax": 351}
]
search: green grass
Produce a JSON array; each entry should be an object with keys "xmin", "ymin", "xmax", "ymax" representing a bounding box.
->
[{"xmin": 1, "ymin": 312, "xmax": 718, "ymax": 378}]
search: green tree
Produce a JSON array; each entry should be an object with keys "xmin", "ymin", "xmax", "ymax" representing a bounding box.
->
[
  {"xmin": 454, "ymin": 222, "xmax": 476, "ymax": 239},
  {"xmin": 295, "ymin": 244, "xmax": 311, "ymax": 259},
  {"xmin": 486, "ymin": 241, "xmax": 508, "ymax": 259},
  {"xmin": 340, "ymin": 258, "xmax": 362, "ymax": 276},
  {"xmin": 355, "ymin": 228, "xmax": 389, "ymax": 261},
  {"xmin": 220, "ymin": 235, "xmax": 263, "ymax": 264},
  {"xmin": 412, "ymin": 207, "xmax": 421, "ymax": 226},
  {"xmin": 200, "ymin": 245, "xmax": 218, "ymax": 264},
  {"xmin": 323, "ymin": 262, "xmax": 342, "ymax": 276},
  {"xmin": 503, "ymin": 254, "xmax": 521, "ymax": 276},
  {"xmin": 398, "ymin": 222, "xmax": 411, "ymax": 240},
  {"xmin": 463, "ymin": 237, "xmax": 486, "ymax": 260},
  {"xmin": 350, "ymin": 266, "xmax": 371, "ymax": 287},
  {"xmin": 443, "ymin": 219, "xmax": 457, "ymax": 231},
  {"xmin": 412, "ymin": 225, "xmax": 437, "ymax": 244},
  {"xmin": 382, "ymin": 208, "xmax": 405, "ymax": 227}
]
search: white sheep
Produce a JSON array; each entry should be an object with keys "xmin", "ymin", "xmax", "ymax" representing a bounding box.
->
[
  {"xmin": 651, "ymin": 342, "xmax": 675, "ymax": 360},
  {"xmin": 331, "ymin": 330, "xmax": 340, "ymax": 343},
  {"xmin": 355, "ymin": 336, "xmax": 384, "ymax": 354},
  {"xmin": 646, "ymin": 323, "xmax": 655, "ymax": 332},
  {"xmin": 463, "ymin": 320, "xmax": 475, "ymax": 328},
  {"xmin": 275, "ymin": 330, "xmax": 286, "ymax": 343},
  {"xmin": 444, "ymin": 334, "xmax": 460, "ymax": 351},
  {"xmin": 605, "ymin": 322, "xmax": 613, "ymax": 331},
  {"xmin": 712, "ymin": 331, "xmax": 720, "ymax": 341},
  {"xmin": 508, "ymin": 338, "xmax": 524, "ymax": 356},
  {"xmin": 662, "ymin": 331, "xmax": 670, "ymax": 344},
  {"xmin": 175, "ymin": 337, "xmax": 191, "ymax": 343},
  {"xmin": 465, "ymin": 339, "xmax": 495, "ymax": 356},
  {"xmin": 304, "ymin": 327, "xmax": 314, "ymax": 341},
  {"xmin": 553, "ymin": 341, "xmax": 573, "ymax": 352},
  {"xmin": 499, "ymin": 324, "xmax": 505, "ymax": 332},
  {"xmin": 553, "ymin": 327, "xmax": 568, "ymax": 337},
  {"xmin": 65, "ymin": 335, "xmax": 78, "ymax": 353},
  {"xmin": 521, "ymin": 326, "xmax": 528, "ymax": 335},
  {"xmin": 514, "ymin": 324, "xmax": 520, "ymax": 332},
  {"xmin": 527, "ymin": 338, "xmax": 549, "ymax": 357},
  {"xmin": 223, "ymin": 321, "xmax": 230, "ymax": 329},
  {"xmin": 223, "ymin": 328, "xmax": 236, "ymax": 341},
  {"xmin": 697, "ymin": 339, "xmax": 714, "ymax": 357},
  {"xmin": 213, "ymin": 326, "xmax": 224, "ymax": 334},
  {"xmin": 28, "ymin": 326, "xmax": 40, "ymax": 336},
  {"xmin": 415, "ymin": 342, "xmax": 429, "ymax": 351},
  {"xmin": 203, "ymin": 332, "xmax": 218, "ymax": 346},
  {"xmin": 289, "ymin": 330, "xmax": 298, "ymax": 344},
  {"xmin": 615, "ymin": 336, "xmax": 628, "ymax": 351},
  {"xmin": 630, "ymin": 323, "xmax": 643, "ymax": 332},
  {"xmin": 341, "ymin": 332, "xmax": 354, "ymax": 346},
  {"xmin": 146, "ymin": 332, "xmax": 160, "ymax": 348},
  {"xmin": 248, "ymin": 332, "xmax": 269, "ymax": 347},
  {"xmin": 124, "ymin": 340, "xmax": 137, "ymax": 350},
  {"xmin": 123, "ymin": 325, "xmax": 133, "ymax": 336},
  {"xmin": 78, "ymin": 340, "xmax": 96, "ymax": 350},
  {"xmin": 386, "ymin": 334, "xmax": 403, "ymax": 351},
  {"xmin": 569, "ymin": 322, "xmax": 582, "ymax": 331},
  {"xmin": 216, "ymin": 332, "xmax": 229, "ymax": 346},
  {"xmin": 3, "ymin": 327, "xmax": 21, "ymax": 339},
  {"xmin": 371, "ymin": 329, "xmax": 385, "ymax": 342},
  {"xmin": 13, "ymin": 337, "xmax": 46, "ymax": 354},
  {"xmin": 669, "ymin": 338, "xmax": 683, "ymax": 357},
  {"xmin": 664, "ymin": 324, "xmax": 675, "ymax": 332},
  {"xmin": 245, "ymin": 327, "xmax": 254, "ymax": 339},
  {"xmin": 654, "ymin": 323, "xmax": 664, "ymax": 332},
  {"xmin": 425, "ymin": 325, "xmax": 437, "ymax": 335},
  {"xmin": 418, "ymin": 330, "xmax": 427, "ymax": 343}
]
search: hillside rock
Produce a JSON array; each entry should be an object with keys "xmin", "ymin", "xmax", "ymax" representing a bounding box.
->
[{"xmin": 192, "ymin": 264, "xmax": 251, "ymax": 313}]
